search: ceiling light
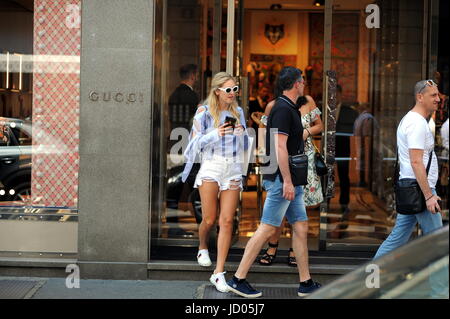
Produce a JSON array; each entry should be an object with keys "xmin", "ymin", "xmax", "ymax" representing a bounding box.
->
[
  {"xmin": 313, "ymin": 0, "xmax": 325, "ymax": 6},
  {"xmin": 270, "ymin": 4, "xmax": 282, "ymax": 10}
]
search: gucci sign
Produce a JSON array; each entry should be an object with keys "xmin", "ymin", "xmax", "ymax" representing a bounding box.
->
[{"xmin": 89, "ymin": 91, "xmax": 145, "ymax": 104}]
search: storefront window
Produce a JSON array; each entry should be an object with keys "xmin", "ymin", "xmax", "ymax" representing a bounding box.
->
[
  {"xmin": 0, "ymin": 0, "xmax": 80, "ymax": 256},
  {"xmin": 151, "ymin": 0, "xmax": 447, "ymax": 254},
  {"xmin": 325, "ymin": 0, "xmax": 448, "ymax": 250}
]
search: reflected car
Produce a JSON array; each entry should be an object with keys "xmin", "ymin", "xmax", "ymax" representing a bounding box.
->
[
  {"xmin": 307, "ymin": 225, "xmax": 449, "ymax": 299},
  {"xmin": 0, "ymin": 118, "xmax": 32, "ymax": 203},
  {"xmin": 0, "ymin": 117, "xmax": 71, "ymax": 205}
]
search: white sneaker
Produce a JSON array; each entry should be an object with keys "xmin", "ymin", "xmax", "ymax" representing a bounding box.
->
[
  {"xmin": 210, "ymin": 271, "xmax": 229, "ymax": 293},
  {"xmin": 197, "ymin": 249, "xmax": 212, "ymax": 267}
]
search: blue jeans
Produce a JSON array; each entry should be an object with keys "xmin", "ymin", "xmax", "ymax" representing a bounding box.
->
[
  {"xmin": 374, "ymin": 190, "xmax": 443, "ymax": 259},
  {"xmin": 260, "ymin": 176, "xmax": 308, "ymax": 227},
  {"xmin": 374, "ymin": 189, "xmax": 447, "ymax": 298}
]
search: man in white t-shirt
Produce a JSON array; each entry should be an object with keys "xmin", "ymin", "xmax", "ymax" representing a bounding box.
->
[
  {"xmin": 374, "ymin": 80, "xmax": 447, "ymax": 298},
  {"xmin": 375, "ymin": 80, "xmax": 443, "ymax": 258}
]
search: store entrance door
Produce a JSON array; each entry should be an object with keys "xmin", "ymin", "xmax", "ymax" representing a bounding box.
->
[
  {"xmin": 151, "ymin": 0, "xmax": 245, "ymax": 249},
  {"xmin": 237, "ymin": 1, "xmax": 323, "ymax": 251}
]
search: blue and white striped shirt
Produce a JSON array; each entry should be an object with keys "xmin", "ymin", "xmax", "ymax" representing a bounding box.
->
[{"xmin": 182, "ymin": 105, "xmax": 249, "ymax": 182}]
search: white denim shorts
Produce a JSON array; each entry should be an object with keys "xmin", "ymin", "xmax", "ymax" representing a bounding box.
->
[{"xmin": 194, "ymin": 155, "xmax": 243, "ymax": 191}]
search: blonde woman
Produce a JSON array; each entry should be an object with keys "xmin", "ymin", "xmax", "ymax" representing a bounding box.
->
[{"xmin": 182, "ymin": 72, "xmax": 247, "ymax": 293}]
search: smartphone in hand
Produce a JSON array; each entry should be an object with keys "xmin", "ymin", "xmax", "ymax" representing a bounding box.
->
[{"xmin": 224, "ymin": 116, "xmax": 237, "ymax": 128}]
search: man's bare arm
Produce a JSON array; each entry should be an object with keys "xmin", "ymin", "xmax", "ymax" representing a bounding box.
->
[
  {"xmin": 409, "ymin": 149, "xmax": 441, "ymax": 213},
  {"xmin": 275, "ymin": 133, "xmax": 294, "ymax": 201}
]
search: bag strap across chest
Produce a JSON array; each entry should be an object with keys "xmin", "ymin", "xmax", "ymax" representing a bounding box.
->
[{"xmin": 277, "ymin": 96, "xmax": 304, "ymax": 155}]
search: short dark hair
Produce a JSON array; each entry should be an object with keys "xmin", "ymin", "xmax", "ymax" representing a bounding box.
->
[
  {"xmin": 179, "ymin": 64, "xmax": 198, "ymax": 80},
  {"xmin": 276, "ymin": 67, "xmax": 303, "ymax": 92}
]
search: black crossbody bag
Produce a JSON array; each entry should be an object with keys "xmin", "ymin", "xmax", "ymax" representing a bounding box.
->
[
  {"xmin": 289, "ymin": 151, "xmax": 308, "ymax": 186},
  {"xmin": 288, "ymin": 108, "xmax": 308, "ymax": 186},
  {"xmin": 394, "ymin": 150, "xmax": 433, "ymax": 215}
]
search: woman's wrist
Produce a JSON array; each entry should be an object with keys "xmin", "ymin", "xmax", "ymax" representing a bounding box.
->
[{"xmin": 305, "ymin": 128, "xmax": 311, "ymax": 137}]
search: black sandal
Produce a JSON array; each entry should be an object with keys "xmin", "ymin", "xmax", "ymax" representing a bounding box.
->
[
  {"xmin": 287, "ymin": 248, "xmax": 297, "ymax": 267},
  {"xmin": 257, "ymin": 242, "xmax": 279, "ymax": 266}
]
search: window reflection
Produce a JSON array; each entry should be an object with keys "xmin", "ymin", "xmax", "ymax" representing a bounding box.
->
[
  {"xmin": 0, "ymin": 0, "xmax": 80, "ymax": 255},
  {"xmin": 155, "ymin": 0, "xmax": 448, "ymax": 253}
]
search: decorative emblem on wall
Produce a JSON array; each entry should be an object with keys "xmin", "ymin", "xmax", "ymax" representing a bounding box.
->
[{"xmin": 264, "ymin": 24, "xmax": 285, "ymax": 45}]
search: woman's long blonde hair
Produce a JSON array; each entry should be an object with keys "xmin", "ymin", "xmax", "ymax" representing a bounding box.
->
[{"xmin": 205, "ymin": 72, "xmax": 240, "ymax": 128}]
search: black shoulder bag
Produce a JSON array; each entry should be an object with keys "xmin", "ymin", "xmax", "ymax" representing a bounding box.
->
[
  {"xmin": 288, "ymin": 122, "xmax": 308, "ymax": 187},
  {"xmin": 289, "ymin": 152, "xmax": 308, "ymax": 186},
  {"xmin": 312, "ymin": 142, "xmax": 328, "ymax": 176},
  {"xmin": 394, "ymin": 150, "xmax": 433, "ymax": 215}
]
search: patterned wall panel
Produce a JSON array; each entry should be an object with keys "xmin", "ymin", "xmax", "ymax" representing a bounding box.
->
[
  {"xmin": 32, "ymin": 0, "xmax": 81, "ymax": 208},
  {"xmin": 309, "ymin": 13, "xmax": 359, "ymax": 104}
]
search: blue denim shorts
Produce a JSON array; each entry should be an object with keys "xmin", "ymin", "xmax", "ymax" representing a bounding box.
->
[{"xmin": 261, "ymin": 175, "xmax": 308, "ymax": 227}]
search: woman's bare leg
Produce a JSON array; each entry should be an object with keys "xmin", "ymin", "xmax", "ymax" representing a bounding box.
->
[
  {"xmin": 215, "ymin": 181, "xmax": 240, "ymax": 273},
  {"xmin": 198, "ymin": 180, "xmax": 219, "ymax": 250}
]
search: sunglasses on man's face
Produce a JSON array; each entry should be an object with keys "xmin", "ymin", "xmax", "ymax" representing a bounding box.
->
[
  {"xmin": 218, "ymin": 86, "xmax": 239, "ymax": 94},
  {"xmin": 419, "ymin": 79, "xmax": 438, "ymax": 93}
]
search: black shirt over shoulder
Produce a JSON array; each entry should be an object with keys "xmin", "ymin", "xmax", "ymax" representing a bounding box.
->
[
  {"xmin": 168, "ymin": 83, "xmax": 199, "ymax": 107},
  {"xmin": 264, "ymin": 95, "xmax": 304, "ymax": 182},
  {"xmin": 336, "ymin": 104, "xmax": 358, "ymax": 134},
  {"xmin": 335, "ymin": 103, "xmax": 358, "ymax": 157},
  {"xmin": 168, "ymin": 84, "xmax": 200, "ymax": 128}
]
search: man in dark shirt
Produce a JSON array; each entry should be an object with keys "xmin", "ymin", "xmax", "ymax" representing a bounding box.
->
[
  {"xmin": 167, "ymin": 64, "xmax": 200, "ymax": 230},
  {"xmin": 335, "ymin": 85, "xmax": 358, "ymax": 214},
  {"xmin": 227, "ymin": 67, "xmax": 321, "ymax": 298},
  {"xmin": 168, "ymin": 64, "xmax": 200, "ymax": 132}
]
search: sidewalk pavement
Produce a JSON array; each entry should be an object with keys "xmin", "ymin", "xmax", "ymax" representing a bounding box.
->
[
  {"xmin": 0, "ymin": 276, "xmax": 304, "ymax": 300},
  {"xmin": 0, "ymin": 276, "xmax": 204, "ymax": 299},
  {"xmin": 1, "ymin": 276, "xmax": 323, "ymax": 317}
]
